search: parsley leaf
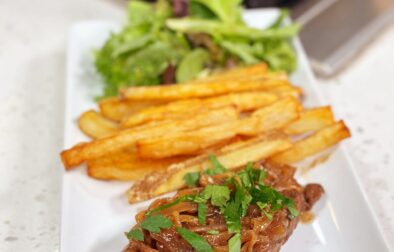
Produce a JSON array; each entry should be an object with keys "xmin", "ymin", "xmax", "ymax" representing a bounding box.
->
[
  {"xmin": 238, "ymin": 162, "xmax": 266, "ymax": 189},
  {"xmin": 251, "ymin": 184, "xmax": 299, "ymax": 219},
  {"xmin": 198, "ymin": 203, "xmax": 207, "ymax": 225},
  {"xmin": 125, "ymin": 229, "xmax": 144, "ymax": 241},
  {"xmin": 207, "ymin": 230, "xmax": 219, "ymax": 235},
  {"xmin": 201, "ymin": 185, "xmax": 230, "ymax": 207},
  {"xmin": 284, "ymin": 197, "xmax": 299, "ymax": 218},
  {"xmin": 176, "ymin": 227, "xmax": 214, "ymax": 252},
  {"xmin": 183, "ymin": 172, "xmax": 201, "ymax": 188},
  {"xmin": 146, "ymin": 196, "xmax": 189, "ymax": 215},
  {"xmin": 140, "ymin": 214, "xmax": 173, "ymax": 233},
  {"xmin": 205, "ymin": 154, "xmax": 227, "ymax": 175},
  {"xmin": 257, "ymin": 202, "xmax": 273, "ymax": 220},
  {"xmin": 223, "ymin": 180, "xmax": 250, "ymax": 233},
  {"xmin": 228, "ymin": 233, "xmax": 241, "ymax": 252}
]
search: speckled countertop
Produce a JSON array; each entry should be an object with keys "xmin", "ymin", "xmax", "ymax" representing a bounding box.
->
[{"xmin": 0, "ymin": 1, "xmax": 393, "ymax": 251}]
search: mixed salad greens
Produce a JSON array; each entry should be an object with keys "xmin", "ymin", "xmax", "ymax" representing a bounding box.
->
[{"xmin": 95, "ymin": 0, "xmax": 300, "ymax": 98}]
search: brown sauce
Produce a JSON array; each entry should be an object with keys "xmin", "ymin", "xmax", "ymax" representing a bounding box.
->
[{"xmin": 300, "ymin": 211, "xmax": 315, "ymax": 224}]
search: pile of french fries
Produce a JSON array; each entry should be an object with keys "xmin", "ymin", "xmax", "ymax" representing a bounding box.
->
[{"xmin": 60, "ymin": 63, "xmax": 350, "ymax": 203}]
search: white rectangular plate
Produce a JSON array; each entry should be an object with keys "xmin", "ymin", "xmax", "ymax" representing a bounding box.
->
[{"xmin": 61, "ymin": 9, "xmax": 390, "ymax": 252}]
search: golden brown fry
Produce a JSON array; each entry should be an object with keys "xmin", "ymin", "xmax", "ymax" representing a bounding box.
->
[
  {"xmin": 284, "ymin": 106, "xmax": 335, "ymax": 135},
  {"xmin": 266, "ymin": 85, "xmax": 303, "ymax": 99},
  {"xmin": 120, "ymin": 99, "xmax": 204, "ymax": 128},
  {"xmin": 269, "ymin": 121, "xmax": 351, "ymax": 164},
  {"xmin": 136, "ymin": 98, "xmax": 300, "ymax": 159},
  {"xmin": 128, "ymin": 134, "xmax": 292, "ymax": 203},
  {"xmin": 121, "ymin": 92, "xmax": 278, "ymax": 128},
  {"xmin": 60, "ymin": 106, "xmax": 239, "ymax": 169},
  {"xmin": 136, "ymin": 122, "xmax": 241, "ymax": 158},
  {"xmin": 99, "ymin": 97, "xmax": 163, "ymax": 121},
  {"xmin": 78, "ymin": 110, "xmax": 118, "ymax": 139},
  {"xmin": 206, "ymin": 92, "xmax": 278, "ymax": 112},
  {"xmin": 245, "ymin": 97, "xmax": 302, "ymax": 135},
  {"xmin": 121, "ymin": 78, "xmax": 288, "ymax": 101},
  {"xmin": 87, "ymin": 151, "xmax": 187, "ymax": 181}
]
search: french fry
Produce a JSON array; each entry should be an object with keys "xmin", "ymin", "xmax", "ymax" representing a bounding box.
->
[
  {"xmin": 266, "ymin": 85, "xmax": 303, "ymax": 99},
  {"xmin": 87, "ymin": 151, "xmax": 187, "ymax": 180},
  {"xmin": 128, "ymin": 134, "xmax": 293, "ymax": 203},
  {"xmin": 246, "ymin": 97, "xmax": 302, "ymax": 135},
  {"xmin": 120, "ymin": 99, "xmax": 204, "ymax": 128},
  {"xmin": 207, "ymin": 92, "xmax": 278, "ymax": 112},
  {"xmin": 121, "ymin": 92, "xmax": 278, "ymax": 128},
  {"xmin": 78, "ymin": 110, "xmax": 118, "ymax": 139},
  {"xmin": 120, "ymin": 78, "xmax": 288, "ymax": 101},
  {"xmin": 99, "ymin": 97, "xmax": 163, "ymax": 122},
  {"xmin": 269, "ymin": 121, "xmax": 351, "ymax": 164},
  {"xmin": 60, "ymin": 106, "xmax": 239, "ymax": 169},
  {"xmin": 284, "ymin": 106, "xmax": 335, "ymax": 135},
  {"xmin": 136, "ymin": 98, "xmax": 300, "ymax": 159},
  {"xmin": 136, "ymin": 122, "xmax": 242, "ymax": 158}
]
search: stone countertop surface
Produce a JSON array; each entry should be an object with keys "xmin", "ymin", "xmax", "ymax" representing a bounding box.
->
[{"xmin": 0, "ymin": 0, "xmax": 393, "ymax": 251}]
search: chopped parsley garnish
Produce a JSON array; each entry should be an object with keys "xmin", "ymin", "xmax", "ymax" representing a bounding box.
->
[
  {"xmin": 198, "ymin": 203, "xmax": 207, "ymax": 225},
  {"xmin": 250, "ymin": 184, "xmax": 299, "ymax": 219},
  {"xmin": 146, "ymin": 196, "xmax": 189, "ymax": 216},
  {"xmin": 183, "ymin": 172, "xmax": 201, "ymax": 188},
  {"xmin": 228, "ymin": 233, "xmax": 241, "ymax": 252},
  {"xmin": 205, "ymin": 154, "xmax": 227, "ymax": 175},
  {"xmin": 176, "ymin": 227, "xmax": 214, "ymax": 252},
  {"xmin": 132, "ymin": 156, "xmax": 300, "ymax": 249},
  {"xmin": 201, "ymin": 185, "xmax": 231, "ymax": 208},
  {"xmin": 125, "ymin": 229, "xmax": 144, "ymax": 241},
  {"xmin": 207, "ymin": 230, "xmax": 219, "ymax": 235},
  {"xmin": 140, "ymin": 214, "xmax": 173, "ymax": 233}
]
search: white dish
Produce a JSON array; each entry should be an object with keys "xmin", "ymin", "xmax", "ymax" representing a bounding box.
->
[{"xmin": 61, "ymin": 9, "xmax": 391, "ymax": 252}]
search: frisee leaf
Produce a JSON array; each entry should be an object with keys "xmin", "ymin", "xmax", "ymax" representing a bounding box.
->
[
  {"xmin": 176, "ymin": 227, "xmax": 214, "ymax": 252},
  {"xmin": 125, "ymin": 229, "xmax": 144, "ymax": 241},
  {"xmin": 140, "ymin": 214, "xmax": 173, "ymax": 233},
  {"xmin": 183, "ymin": 172, "xmax": 201, "ymax": 188},
  {"xmin": 228, "ymin": 233, "xmax": 241, "ymax": 252},
  {"xmin": 176, "ymin": 48, "xmax": 210, "ymax": 82}
]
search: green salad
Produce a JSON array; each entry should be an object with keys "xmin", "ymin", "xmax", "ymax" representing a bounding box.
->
[{"xmin": 94, "ymin": 0, "xmax": 300, "ymax": 98}]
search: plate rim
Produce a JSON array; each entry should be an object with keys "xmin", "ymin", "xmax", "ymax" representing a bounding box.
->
[{"xmin": 59, "ymin": 9, "xmax": 392, "ymax": 251}]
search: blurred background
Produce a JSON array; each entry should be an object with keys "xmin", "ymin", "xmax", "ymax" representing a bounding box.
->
[
  {"xmin": 245, "ymin": 0, "xmax": 394, "ymax": 77},
  {"xmin": 0, "ymin": 0, "xmax": 393, "ymax": 251}
]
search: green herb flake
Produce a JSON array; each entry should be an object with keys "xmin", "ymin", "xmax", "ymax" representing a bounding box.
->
[
  {"xmin": 198, "ymin": 203, "xmax": 207, "ymax": 225},
  {"xmin": 183, "ymin": 172, "xmax": 201, "ymax": 188},
  {"xmin": 228, "ymin": 233, "xmax": 241, "ymax": 252},
  {"xmin": 206, "ymin": 230, "xmax": 219, "ymax": 235},
  {"xmin": 284, "ymin": 198, "xmax": 299, "ymax": 218},
  {"xmin": 176, "ymin": 227, "xmax": 214, "ymax": 252},
  {"xmin": 125, "ymin": 229, "xmax": 144, "ymax": 241},
  {"xmin": 205, "ymin": 154, "xmax": 227, "ymax": 175},
  {"xmin": 201, "ymin": 185, "xmax": 230, "ymax": 207},
  {"xmin": 140, "ymin": 214, "xmax": 173, "ymax": 233},
  {"xmin": 147, "ymin": 196, "xmax": 188, "ymax": 215}
]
